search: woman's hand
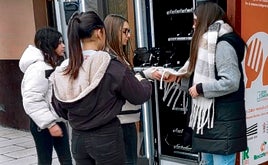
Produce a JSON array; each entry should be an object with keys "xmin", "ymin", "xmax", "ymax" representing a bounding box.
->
[
  {"xmin": 48, "ymin": 124, "xmax": 63, "ymax": 137},
  {"xmin": 151, "ymin": 70, "xmax": 163, "ymax": 80},
  {"xmin": 189, "ymin": 85, "xmax": 199, "ymax": 98},
  {"xmin": 163, "ymin": 74, "xmax": 180, "ymax": 82}
]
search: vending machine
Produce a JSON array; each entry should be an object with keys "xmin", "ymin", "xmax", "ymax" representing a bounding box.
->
[
  {"xmin": 150, "ymin": 0, "xmax": 199, "ymax": 164},
  {"xmin": 133, "ymin": 0, "xmax": 199, "ymax": 164}
]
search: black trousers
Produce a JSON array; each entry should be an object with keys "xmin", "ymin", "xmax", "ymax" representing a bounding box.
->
[
  {"xmin": 122, "ymin": 123, "xmax": 138, "ymax": 165},
  {"xmin": 71, "ymin": 118, "xmax": 125, "ymax": 165},
  {"xmin": 30, "ymin": 119, "xmax": 73, "ymax": 165}
]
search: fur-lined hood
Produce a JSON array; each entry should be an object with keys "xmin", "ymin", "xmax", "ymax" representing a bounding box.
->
[{"xmin": 50, "ymin": 50, "xmax": 111, "ymax": 103}]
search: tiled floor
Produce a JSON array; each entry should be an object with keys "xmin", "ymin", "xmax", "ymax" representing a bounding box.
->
[{"xmin": 0, "ymin": 125, "xmax": 61, "ymax": 165}]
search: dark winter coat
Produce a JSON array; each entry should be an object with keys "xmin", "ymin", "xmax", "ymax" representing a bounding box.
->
[
  {"xmin": 50, "ymin": 51, "xmax": 152, "ymax": 131},
  {"xmin": 191, "ymin": 32, "xmax": 248, "ymax": 155}
]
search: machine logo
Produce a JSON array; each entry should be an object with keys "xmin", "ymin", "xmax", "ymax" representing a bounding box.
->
[{"xmin": 244, "ymin": 32, "xmax": 268, "ymax": 88}]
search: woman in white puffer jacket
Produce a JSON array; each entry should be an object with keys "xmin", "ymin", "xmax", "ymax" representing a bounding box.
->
[{"xmin": 19, "ymin": 27, "xmax": 72, "ymax": 165}]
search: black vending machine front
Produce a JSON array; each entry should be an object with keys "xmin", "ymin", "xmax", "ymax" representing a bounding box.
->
[{"xmin": 147, "ymin": 0, "xmax": 200, "ymax": 164}]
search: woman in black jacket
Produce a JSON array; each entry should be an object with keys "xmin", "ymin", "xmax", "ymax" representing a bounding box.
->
[{"xmin": 50, "ymin": 11, "xmax": 152, "ymax": 165}]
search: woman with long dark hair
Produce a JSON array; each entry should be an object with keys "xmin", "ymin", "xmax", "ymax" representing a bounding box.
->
[
  {"xmin": 50, "ymin": 11, "xmax": 152, "ymax": 165},
  {"xmin": 19, "ymin": 27, "xmax": 72, "ymax": 165}
]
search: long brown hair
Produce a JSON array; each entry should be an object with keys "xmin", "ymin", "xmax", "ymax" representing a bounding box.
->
[
  {"xmin": 188, "ymin": 2, "xmax": 225, "ymax": 74},
  {"xmin": 65, "ymin": 11, "xmax": 105, "ymax": 79},
  {"xmin": 104, "ymin": 14, "xmax": 133, "ymax": 68}
]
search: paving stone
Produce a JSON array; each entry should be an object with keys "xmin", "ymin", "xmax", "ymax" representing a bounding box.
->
[
  {"xmin": 0, "ymin": 125, "xmax": 73, "ymax": 165},
  {"xmin": 4, "ymin": 147, "xmax": 36, "ymax": 159},
  {"xmin": 0, "ymin": 145, "xmax": 25, "ymax": 154},
  {"xmin": 0, "ymin": 155, "xmax": 37, "ymax": 165}
]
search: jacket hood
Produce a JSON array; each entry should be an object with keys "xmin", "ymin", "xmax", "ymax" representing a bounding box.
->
[
  {"xmin": 50, "ymin": 51, "xmax": 111, "ymax": 103},
  {"xmin": 19, "ymin": 45, "xmax": 44, "ymax": 73}
]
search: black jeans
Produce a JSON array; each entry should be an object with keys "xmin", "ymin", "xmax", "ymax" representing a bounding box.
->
[
  {"xmin": 71, "ymin": 118, "xmax": 125, "ymax": 165},
  {"xmin": 122, "ymin": 123, "xmax": 138, "ymax": 165},
  {"xmin": 30, "ymin": 119, "xmax": 73, "ymax": 165}
]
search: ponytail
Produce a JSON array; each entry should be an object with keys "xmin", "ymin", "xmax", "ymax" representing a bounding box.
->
[
  {"xmin": 64, "ymin": 11, "xmax": 105, "ymax": 79},
  {"xmin": 65, "ymin": 12, "xmax": 83, "ymax": 79}
]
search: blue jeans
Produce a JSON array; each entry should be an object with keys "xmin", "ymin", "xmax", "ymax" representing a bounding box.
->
[
  {"xmin": 30, "ymin": 119, "xmax": 73, "ymax": 165},
  {"xmin": 122, "ymin": 123, "xmax": 138, "ymax": 165},
  {"xmin": 200, "ymin": 153, "xmax": 236, "ymax": 165}
]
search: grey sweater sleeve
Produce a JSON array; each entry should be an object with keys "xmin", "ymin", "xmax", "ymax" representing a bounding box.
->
[{"xmin": 202, "ymin": 41, "xmax": 241, "ymax": 98}]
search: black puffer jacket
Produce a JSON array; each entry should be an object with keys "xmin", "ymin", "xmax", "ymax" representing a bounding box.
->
[{"xmin": 191, "ymin": 32, "xmax": 247, "ymax": 155}]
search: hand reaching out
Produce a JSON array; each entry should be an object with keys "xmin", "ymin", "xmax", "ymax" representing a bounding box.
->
[
  {"xmin": 142, "ymin": 67, "xmax": 161, "ymax": 80},
  {"xmin": 163, "ymin": 74, "xmax": 180, "ymax": 82},
  {"xmin": 142, "ymin": 67, "xmax": 187, "ymax": 82},
  {"xmin": 151, "ymin": 70, "xmax": 163, "ymax": 80}
]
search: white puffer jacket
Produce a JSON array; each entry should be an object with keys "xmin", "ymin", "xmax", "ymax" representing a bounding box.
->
[{"xmin": 19, "ymin": 45, "xmax": 60, "ymax": 129}]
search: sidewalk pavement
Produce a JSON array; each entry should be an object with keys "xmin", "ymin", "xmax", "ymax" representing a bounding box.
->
[{"xmin": 0, "ymin": 125, "xmax": 60, "ymax": 165}]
